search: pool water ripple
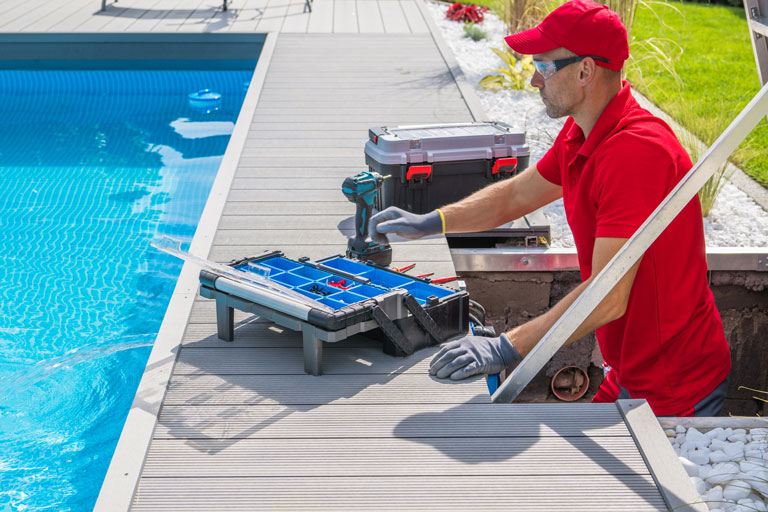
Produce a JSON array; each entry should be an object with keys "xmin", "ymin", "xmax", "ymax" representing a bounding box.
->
[{"xmin": 0, "ymin": 68, "xmax": 251, "ymax": 511}]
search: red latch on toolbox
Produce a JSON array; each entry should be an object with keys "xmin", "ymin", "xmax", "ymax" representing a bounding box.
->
[
  {"xmin": 406, "ymin": 165, "xmax": 432, "ymax": 181},
  {"xmin": 492, "ymin": 157, "xmax": 518, "ymax": 175}
]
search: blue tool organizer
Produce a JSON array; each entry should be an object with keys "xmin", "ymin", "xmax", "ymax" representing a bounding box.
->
[
  {"xmin": 233, "ymin": 254, "xmax": 455, "ymax": 310},
  {"xmin": 200, "ymin": 251, "xmax": 469, "ymax": 375}
]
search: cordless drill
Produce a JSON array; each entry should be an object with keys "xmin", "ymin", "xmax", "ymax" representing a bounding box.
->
[{"xmin": 342, "ymin": 171, "xmax": 393, "ymax": 266}]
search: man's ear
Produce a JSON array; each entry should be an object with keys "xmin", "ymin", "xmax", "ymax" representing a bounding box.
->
[{"xmin": 578, "ymin": 58, "xmax": 597, "ymax": 85}]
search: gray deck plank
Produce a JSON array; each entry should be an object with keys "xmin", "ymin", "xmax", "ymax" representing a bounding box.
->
[
  {"xmin": 164, "ymin": 373, "xmax": 490, "ymax": 406},
  {"xmin": 356, "ymin": 0, "xmax": 384, "ymax": 32},
  {"xmin": 333, "ymin": 0, "xmax": 359, "ymax": 32},
  {"xmin": 154, "ymin": 402, "xmax": 634, "ymax": 439},
  {"xmin": 281, "ymin": 0, "xmax": 311, "ymax": 32},
  {"xmin": 131, "ymin": 475, "xmax": 666, "ymax": 511},
  {"xmin": 254, "ymin": 0, "xmax": 291, "ymax": 32},
  {"xmin": 227, "ymin": 0, "xmax": 267, "ymax": 32},
  {"xmin": 400, "ymin": 0, "xmax": 428, "ymax": 33},
  {"xmin": 141, "ymin": 436, "xmax": 650, "ymax": 477},
  {"xmin": 306, "ymin": 0, "xmax": 334, "ymax": 32},
  {"xmin": 174, "ymin": 345, "xmax": 435, "ymax": 374},
  {"xmin": 379, "ymin": 0, "xmax": 410, "ymax": 32},
  {"xmin": 209, "ymin": 244, "xmax": 455, "ymax": 262}
]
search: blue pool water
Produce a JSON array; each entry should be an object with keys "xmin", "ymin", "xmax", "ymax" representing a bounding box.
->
[{"xmin": 0, "ymin": 68, "xmax": 252, "ymax": 511}]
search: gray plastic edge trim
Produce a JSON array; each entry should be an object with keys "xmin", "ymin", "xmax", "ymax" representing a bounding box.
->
[
  {"xmin": 450, "ymin": 247, "xmax": 768, "ymax": 272},
  {"xmin": 93, "ymin": 32, "xmax": 279, "ymax": 512},
  {"xmin": 617, "ymin": 400, "xmax": 709, "ymax": 512}
]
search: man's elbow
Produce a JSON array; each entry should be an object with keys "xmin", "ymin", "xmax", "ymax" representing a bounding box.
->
[{"xmin": 603, "ymin": 291, "xmax": 630, "ymax": 323}]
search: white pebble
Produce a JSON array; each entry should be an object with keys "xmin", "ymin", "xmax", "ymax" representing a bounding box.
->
[
  {"xmin": 680, "ymin": 456, "xmax": 700, "ymax": 477},
  {"xmin": 705, "ymin": 485, "xmax": 724, "ymax": 503},
  {"xmin": 729, "ymin": 433, "xmax": 748, "ymax": 443},
  {"xmin": 665, "ymin": 429, "xmax": 676, "ymax": 437},
  {"xmin": 708, "ymin": 428, "xmax": 727, "ymax": 440},
  {"xmin": 682, "ymin": 440, "xmax": 696, "ymax": 453},
  {"xmin": 676, "ymin": 425, "xmax": 687, "ymax": 434},
  {"xmin": 707, "ymin": 462, "xmax": 740, "ymax": 485},
  {"xmin": 688, "ymin": 427, "xmax": 712, "ymax": 449},
  {"xmin": 723, "ymin": 480, "xmax": 752, "ymax": 501},
  {"xmin": 689, "ymin": 450, "xmax": 710, "ymax": 465},
  {"xmin": 712, "ymin": 439, "xmax": 730, "ymax": 451},
  {"xmin": 691, "ymin": 476, "xmax": 708, "ymax": 495},
  {"xmin": 711, "ymin": 450, "xmax": 731, "ymax": 463},
  {"xmin": 725, "ymin": 443, "xmax": 746, "ymax": 460},
  {"xmin": 676, "ymin": 433, "xmax": 687, "ymax": 445}
]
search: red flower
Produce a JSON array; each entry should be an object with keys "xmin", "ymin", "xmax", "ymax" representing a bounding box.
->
[{"xmin": 445, "ymin": 2, "xmax": 487, "ymax": 23}]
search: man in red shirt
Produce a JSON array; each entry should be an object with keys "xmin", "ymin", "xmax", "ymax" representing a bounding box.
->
[{"xmin": 369, "ymin": 0, "xmax": 730, "ymax": 416}]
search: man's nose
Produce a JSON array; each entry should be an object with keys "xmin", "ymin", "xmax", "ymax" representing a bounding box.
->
[{"xmin": 530, "ymin": 70, "xmax": 544, "ymax": 89}]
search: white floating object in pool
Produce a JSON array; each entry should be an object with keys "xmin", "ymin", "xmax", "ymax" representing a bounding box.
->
[{"xmin": 188, "ymin": 89, "xmax": 222, "ymax": 110}]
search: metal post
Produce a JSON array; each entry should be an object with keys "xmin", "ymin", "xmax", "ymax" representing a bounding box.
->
[
  {"xmin": 216, "ymin": 298, "xmax": 234, "ymax": 342},
  {"xmin": 492, "ymin": 81, "xmax": 768, "ymax": 404},
  {"xmin": 302, "ymin": 326, "xmax": 323, "ymax": 376},
  {"xmin": 744, "ymin": 0, "xmax": 768, "ymax": 86}
]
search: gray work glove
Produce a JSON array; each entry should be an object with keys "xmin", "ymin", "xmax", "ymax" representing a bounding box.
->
[
  {"xmin": 369, "ymin": 207, "xmax": 443, "ymax": 245},
  {"xmin": 429, "ymin": 333, "xmax": 522, "ymax": 380}
]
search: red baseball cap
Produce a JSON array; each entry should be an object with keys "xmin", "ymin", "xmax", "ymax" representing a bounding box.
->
[{"xmin": 504, "ymin": 0, "xmax": 629, "ymax": 71}]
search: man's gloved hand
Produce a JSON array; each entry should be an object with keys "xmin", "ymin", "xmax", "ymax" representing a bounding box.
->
[
  {"xmin": 369, "ymin": 207, "xmax": 443, "ymax": 245},
  {"xmin": 429, "ymin": 333, "xmax": 522, "ymax": 380}
]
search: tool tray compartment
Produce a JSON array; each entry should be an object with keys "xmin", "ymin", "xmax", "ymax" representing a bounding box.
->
[{"xmin": 364, "ymin": 122, "xmax": 529, "ymax": 214}]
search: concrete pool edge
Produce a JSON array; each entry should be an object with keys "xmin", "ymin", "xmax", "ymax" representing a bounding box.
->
[{"xmin": 93, "ymin": 32, "xmax": 279, "ymax": 512}]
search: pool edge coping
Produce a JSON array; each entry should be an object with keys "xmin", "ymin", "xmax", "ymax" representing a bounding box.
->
[{"xmin": 93, "ymin": 31, "xmax": 279, "ymax": 512}]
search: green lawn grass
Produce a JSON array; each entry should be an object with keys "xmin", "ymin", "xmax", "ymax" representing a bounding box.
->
[{"xmin": 627, "ymin": 0, "xmax": 768, "ymax": 187}]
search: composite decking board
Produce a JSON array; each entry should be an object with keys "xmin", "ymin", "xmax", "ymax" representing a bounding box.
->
[
  {"xmin": 164, "ymin": 373, "xmax": 490, "ymax": 406},
  {"xmin": 400, "ymin": 0, "xmax": 429, "ymax": 33},
  {"xmin": 356, "ymin": 0, "xmax": 385, "ymax": 32},
  {"xmin": 174, "ymin": 345, "xmax": 437, "ymax": 375},
  {"xmin": 280, "ymin": 0, "xmax": 311, "ymax": 33},
  {"xmin": 154, "ymin": 403, "xmax": 635, "ymax": 439},
  {"xmin": 306, "ymin": 0, "xmax": 334, "ymax": 32},
  {"xmin": 209, "ymin": 244, "xmax": 457, "ymax": 262},
  {"xmin": 131, "ymin": 475, "xmax": 666, "ymax": 511},
  {"xmin": 212, "ymin": 229, "xmax": 447, "ymax": 245},
  {"xmin": 141, "ymin": 436, "xmax": 650, "ymax": 477},
  {"xmin": 333, "ymin": 0, "xmax": 359, "ymax": 32},
  {"xmin": 254, "ymin": 0, "xmax": 291, "ymax": 33}
]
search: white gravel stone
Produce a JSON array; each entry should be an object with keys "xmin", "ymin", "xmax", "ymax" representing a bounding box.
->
[
  {"xmin": 425, "ymin": 0, "xmax": 768, "ymax": 248},
  {"xmin": 677, "ymin": 425, "xmax": 688, "ymax": 434},
  {"xmin": 692, "ymin": 476, "xmax": 708, "ymax": 495},
  {"xmin": 724, "ymin": 481, "xmax": 753, "ymax": 501},
  {"xmin": 681, "ymin": 456, "xmax": 701, "ymax": 477},
  {"xmin": 690, "ymin": 450, "xmax": 710, "ymax": 465},
  {"xmin": 689, "ymin": 428, "xmax": 713, "ymax": 449}
]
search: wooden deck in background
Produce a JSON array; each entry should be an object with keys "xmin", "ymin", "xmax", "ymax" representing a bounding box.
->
[{"xmin": 0, "ymin": 0, "xmax": 430, "ymax": 34}]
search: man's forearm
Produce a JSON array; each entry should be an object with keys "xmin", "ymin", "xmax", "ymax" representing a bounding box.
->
[
  {"xmin": 440, "ymin": 178, "xmax": 518, "ymax": 234},
  {"xmin": 504, "ymin": 277, "xmax": 626, "ymax": 358}
]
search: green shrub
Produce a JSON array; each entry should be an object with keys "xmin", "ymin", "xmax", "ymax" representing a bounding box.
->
[
  {"xmin": 479, "ymin": 49, "xmax": 535, "ymax": 90},
  {"xmin": 463, "ymin": 22, "xmax": 488, "ymax": 41}
]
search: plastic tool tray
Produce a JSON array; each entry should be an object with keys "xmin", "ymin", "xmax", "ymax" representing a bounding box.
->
[{"xmin": 199, "ymin": 251, "xmax": 469, "ymax": 373}]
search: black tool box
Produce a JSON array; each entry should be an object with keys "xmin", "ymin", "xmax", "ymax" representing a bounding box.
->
[{"xmin": 364, "ymin": 122, "xmax": 530, "ymax": 214}]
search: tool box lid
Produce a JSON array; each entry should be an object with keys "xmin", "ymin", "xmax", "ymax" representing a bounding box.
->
[{"xmin": 365, "ymin": 122, "xmax": 529, "ymax": 166}]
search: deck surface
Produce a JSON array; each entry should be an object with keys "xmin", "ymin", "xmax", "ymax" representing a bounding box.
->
[
  {"xmin": 122, "ymin": 32, "xmax": 667, "ymax": 510},
  {"xmin": 0, "ymin": 0, "xmax": 430, "ymax": 34}
]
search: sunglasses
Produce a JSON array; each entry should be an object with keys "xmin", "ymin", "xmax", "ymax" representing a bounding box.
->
[{"xmin": 533, "ymin": 55, "xmax": 611, "ymax": 80}]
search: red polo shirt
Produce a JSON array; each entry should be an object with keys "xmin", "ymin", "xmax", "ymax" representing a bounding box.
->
[{"xmin": 537, "ymin": 82, "xmax": 731, "ymax": 416}]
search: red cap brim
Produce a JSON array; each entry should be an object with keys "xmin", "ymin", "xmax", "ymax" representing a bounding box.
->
[{"xmin": 504, "ymin": 26, "xmax": 560, "ymax": 55}]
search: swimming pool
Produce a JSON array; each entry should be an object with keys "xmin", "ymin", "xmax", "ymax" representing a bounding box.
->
[{"xmin": 0, "ymin": 67, "xmax": 252, "ymax": 511}]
